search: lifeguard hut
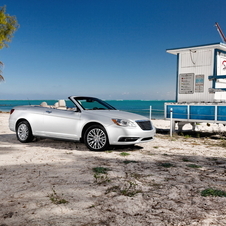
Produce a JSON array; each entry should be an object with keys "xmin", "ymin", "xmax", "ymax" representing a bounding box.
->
[{"xmin": 165, "ymin": 42, "xmax": 226, "ymax": 128}]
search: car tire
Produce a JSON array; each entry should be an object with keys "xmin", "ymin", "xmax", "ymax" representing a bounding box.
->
[
  {"xmin": 84, "ymin": 125, "xmax": 109, "ymax": 151},
  {"xmin": 16, "ymin": 120, "xmax": 34, "ymax": 143}
]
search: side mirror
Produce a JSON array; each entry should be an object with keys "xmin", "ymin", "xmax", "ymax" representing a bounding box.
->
[
  {"xmin": 67, "ymin": 106, "xmax": 79, "ymax": 112},
  {"xmin": 73, "ymin": 106, "xmax": 80, "ymax": 112}
]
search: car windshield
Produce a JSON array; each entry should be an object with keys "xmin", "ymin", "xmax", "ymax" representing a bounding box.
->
[{"xmin": 73, "ymin": 97, "xmax": 116, "ymax": 110}]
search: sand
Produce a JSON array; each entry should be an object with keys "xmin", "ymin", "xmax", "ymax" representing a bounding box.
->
[{"xmin": 1, "ymin": 113, "xmax": 226, "ymax": 226}]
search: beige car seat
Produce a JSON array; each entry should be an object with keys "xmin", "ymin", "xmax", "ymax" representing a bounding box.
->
[
  {"xmin": 40, "ymin": 102, "xmax": 49, "ymax": 108},
  {"xmin": 57, "ymin": 100, "xmax": 67, "ymax": 109}
]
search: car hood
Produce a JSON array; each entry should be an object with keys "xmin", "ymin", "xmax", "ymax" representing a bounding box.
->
[{"xmin": 83, "ymin": 110, "xmax": 150, "ymax": 121}]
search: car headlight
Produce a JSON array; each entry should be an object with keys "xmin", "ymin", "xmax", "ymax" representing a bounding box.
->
[{"xmin": 112, "ymin": 118, "xmax": 136, "ymax": 127}]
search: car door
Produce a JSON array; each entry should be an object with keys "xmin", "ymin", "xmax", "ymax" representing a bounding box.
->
[
  {"xmin": 42, "ymin": 108, "xmax": 81, "ymax": 140},
  {"xmin": 25, "ymin": 106, "xmax": 46, "ymax": 135}
]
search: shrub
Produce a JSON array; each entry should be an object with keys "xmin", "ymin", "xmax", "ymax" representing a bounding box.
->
[
  {"xmin": 92, "ymin": 167, "xmax": 110, "ymax": 174},
  {"xmin": 123, "ymin": 160, "xmax": 137, "ymax": 164},
  {"xmin": 187, "ymin": 164, "xmax": 202, "ymax": 168},
  {"xmin": 160, "ymin": 162, "xmax": 174, "ymax": 168},
  {"xmin": 120, "ymin": 152, "xmax": 130, "ymax": 157},
  {"xmin": 201, "ymin": 188, "xmax": 226, "ymax": 197},
  {"xmin": 48, "ymin": 187, "xmax": 68, "ymax": 204}
]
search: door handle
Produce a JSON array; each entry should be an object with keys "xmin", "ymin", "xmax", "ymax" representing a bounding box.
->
[{"xmin": 46, "ymin": 110, "xmax": 52, "ymax": 113}]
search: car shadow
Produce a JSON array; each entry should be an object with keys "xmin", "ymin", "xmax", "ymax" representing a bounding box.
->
[
  {"xmin": 0, "ymin": 134, "xmax": 18, "ymax": 143},
  {"xmin": 0, "ymin": 133, "xmax": 145, "ymax": 152}
]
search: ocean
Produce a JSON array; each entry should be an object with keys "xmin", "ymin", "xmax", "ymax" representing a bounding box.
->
[{"xmin": 0, "ymin": 99, "xmax": 175, "ymax": 119}]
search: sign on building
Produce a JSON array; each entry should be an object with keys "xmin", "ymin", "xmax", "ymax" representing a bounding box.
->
[
  {"xmin": 195, "ymin": 74, "xmax": 204, "ymax": 93},
  {"xmin": 179, "ymin": 73, "xmax": 194, "ymax": 94}
]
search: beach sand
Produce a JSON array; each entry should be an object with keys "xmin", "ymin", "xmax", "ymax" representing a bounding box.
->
[{"xmin": 1, "ymin": 113, "xmax": 226, "ymax": 225}]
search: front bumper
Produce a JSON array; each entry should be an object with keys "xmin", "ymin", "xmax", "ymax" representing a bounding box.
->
[{"xmin": 106, "ymin": 124, "xmax": 156, "ymax": 145}]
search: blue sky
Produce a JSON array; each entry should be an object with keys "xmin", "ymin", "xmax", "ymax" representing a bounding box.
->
[{"xmin": 0, "ymin": 0, "xmax": 225, "ymax": 100}]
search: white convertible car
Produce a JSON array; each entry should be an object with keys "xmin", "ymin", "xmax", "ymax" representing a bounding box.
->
[{"xmin": 9, "ymin": 96, "xmax": 155, "ymax": 151}]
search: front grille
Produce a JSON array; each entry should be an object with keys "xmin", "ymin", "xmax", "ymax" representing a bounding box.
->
[{"xmin": 136, "ymin": 120, "xmax": 153, "ymax": 130}]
